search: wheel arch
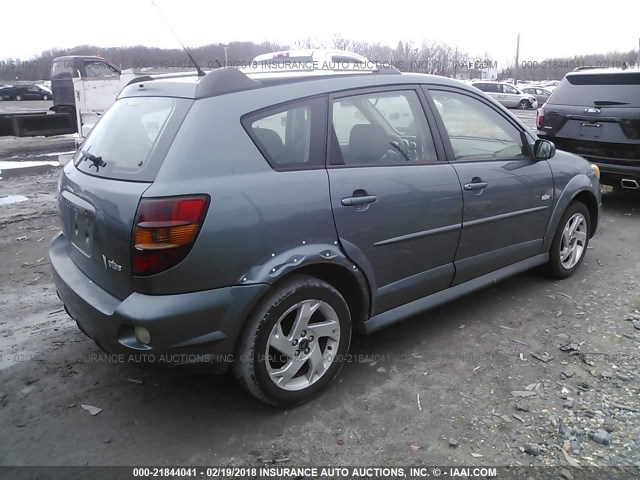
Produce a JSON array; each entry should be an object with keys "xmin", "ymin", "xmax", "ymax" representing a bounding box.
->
[
  {"xmin": 542, "ymin": 175, "xmax": 599, "ymax": 252},
  {"xmin": 573, "ymin": 190, "xmax": 599, "ymax": 237},
  {"xmin": 289, "ymin": 263, "xmax": 371, "ymax": 334},
  {"xmin": 236, "ymin": 258, "xmax": 372, "ymax": 350}
]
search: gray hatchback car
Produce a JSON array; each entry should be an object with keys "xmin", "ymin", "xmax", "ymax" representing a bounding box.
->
[{"xmin": 50, "ymin": 62, "xmax": 601, "ymax": 406}]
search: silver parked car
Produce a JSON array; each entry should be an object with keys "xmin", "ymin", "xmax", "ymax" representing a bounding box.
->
[
  {"xmin": 472, "ymin": 81, "xmax": 538, "ymax": 109},
  {"xmin": 50, "ymin": 55, "xmax": 601, "ymax": 406},
  {"xmin": 521, "ymin": 87, "xmax": 552, "ymax": 106}
]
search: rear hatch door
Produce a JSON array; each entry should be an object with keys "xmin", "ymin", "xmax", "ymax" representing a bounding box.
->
[
  {"xmin": 541, "ymin": 72, "xmax": 640, "ymax": 161},
  {"xmin": 58, "ymin": 96, "xmax": 192, "ymax": 299}
]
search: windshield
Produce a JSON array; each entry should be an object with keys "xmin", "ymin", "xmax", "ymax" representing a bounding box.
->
[
  {"xmin": 550, "ymin": 72, "xmax": 640, "ymax": 107},
  {"xmin": 74, "ymin": 96, "xmax": 192, "ymax": 181}
]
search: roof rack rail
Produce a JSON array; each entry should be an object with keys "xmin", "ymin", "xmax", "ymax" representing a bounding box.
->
[
  {"xmin": 125, "ymin": 62, "xmax": 402, "ymax": 98},
  {"xmin": 572, "ymin": 65, "xmax": 607, "ymax": 72},
  {"xmin": 124, "ymin": 71, "xmax": 203, "ymax": 87},
  {"xmin": 195, "ymin": 67, "xmax": 260, "ymax": 99},
  {"xmin": 374, "ymin": 65, "xmax": 401, "ymax": 75},
  {"xmin": 126, "ymin": 75, "xmax": 153, "ymax": 86}
]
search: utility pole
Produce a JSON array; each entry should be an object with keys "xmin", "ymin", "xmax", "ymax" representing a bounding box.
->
[
  {"xmin": 637, "ymin": 37, "xmax": 640, "ymax": 67},
  {"xmin": 453, "ymin": 47, "xmax": 458, "ymax": 79},
  {"xmin": 224, "ymin": 46, "xmax": 229, "ymax": 67},
  {"xmin": 514, "ymin": 33, "xmax": 520, "ymax": 83}
]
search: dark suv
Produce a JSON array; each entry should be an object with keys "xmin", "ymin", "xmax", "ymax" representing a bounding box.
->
[
  {"xmin": 537, "ymin": 68, "xmax": 640, "ymax": 189},
  {"xmin": 50, "ymin": 61, "xmax": 601, "ymax": 406}
]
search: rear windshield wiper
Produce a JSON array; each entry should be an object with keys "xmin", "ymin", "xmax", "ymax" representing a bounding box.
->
[
  {"xmin": 81, "ymin": 150, "xmax": 107, "ymax": 171},
  {"xmin": 593, "ymin": 100, "xmax": 629, "ymax": 106}
]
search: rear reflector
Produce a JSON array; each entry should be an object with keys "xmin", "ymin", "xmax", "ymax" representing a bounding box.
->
[{"xmin": 132, "ymin": 195, "xmax": 209, "ymax": 276}]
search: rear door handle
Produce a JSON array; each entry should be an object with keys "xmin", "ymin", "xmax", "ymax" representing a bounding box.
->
[
  {"xmin": 464, "ymin": 182, "xmax": 488, "ymax": 191},
  {"xmin": 341, "ymin": 195, "xmax": 377, "ymax": 206}
]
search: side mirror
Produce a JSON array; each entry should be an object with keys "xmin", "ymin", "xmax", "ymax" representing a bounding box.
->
[{"xmin": 534, "ymin": 139, "xmax": 556, "ymax": 160}]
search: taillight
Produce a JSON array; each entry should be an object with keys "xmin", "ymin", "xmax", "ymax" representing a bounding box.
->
[
  {"xmin": 132, "ymin": 195, "xmax": 209, "ymax": 276},
  {"xmin": 536, "ymin": 107, "xmax": 545, "ymax": 130}
]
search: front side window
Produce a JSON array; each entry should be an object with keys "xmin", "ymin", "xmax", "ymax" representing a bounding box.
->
[
  {"xmin": 430, "ymin": 90, "xmax": 526, "ymax": 161},
  {"xmin": 84, "ymin": 61, "xmax": 119, "ymax": 78},
  {"xmin": 244, "ymin": 96, "xmax": 326, "ymax": 170},
  {"xmin": 331, "ymin": 90, "xmax": 436, "ymax": 166}
]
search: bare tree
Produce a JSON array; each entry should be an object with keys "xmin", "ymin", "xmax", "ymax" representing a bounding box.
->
[{"xmin": 2, "ymin": 38, "xmax": 636, "ymax": 82}]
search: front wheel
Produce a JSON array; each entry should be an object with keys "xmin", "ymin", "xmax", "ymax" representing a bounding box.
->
[
  {"xmin": 232, "ymin": 275, "xmax": 352, "ymax": 406},
  {"xmin": 42, "ymin": 94, "xmax": 49, "ymax": 100},
  {"xmin": 518, "ymin": 99, "xmax": 530, "ymax": 109},
  {"xmin": 546, "ymin": 201, "xmax": 591, "ymax": 279},
  {"xmin": 15, "ymin": 95, "xmax": 22, "ymax": 101}
]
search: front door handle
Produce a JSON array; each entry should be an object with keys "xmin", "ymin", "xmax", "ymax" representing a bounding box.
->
[
  {"xmin": 464, "ymin": 181, "xmax": 488, "ymax": 191},
  {"xmin": 341, "ymin": 195, "xmax": 378, "ymax": 206}
]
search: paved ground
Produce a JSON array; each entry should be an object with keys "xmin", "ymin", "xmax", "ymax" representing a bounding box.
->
[
  {"xmin": 0, "ymin": 100, "xmax": 52, "ymax": 114},
  {"xmin": 514, "ymin": 109, "xmax": 536, "ymax": 131},
  {"xmin": 0, "ymin": 110, "xmax": 638, "ymax": 469}
]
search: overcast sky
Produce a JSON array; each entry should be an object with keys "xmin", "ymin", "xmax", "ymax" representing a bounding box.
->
[{"xmin": 2, "ymin": 0, "xmax": 639, "ymax": 66}]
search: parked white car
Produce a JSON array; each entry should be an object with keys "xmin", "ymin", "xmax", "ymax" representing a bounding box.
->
[
  {"xmin": 521, "ymin": 86, "xmax": 553, "ymax": 106},
  {"xmin": 471, "ymin": 81, "xmax": 538, "ymax": 109}
]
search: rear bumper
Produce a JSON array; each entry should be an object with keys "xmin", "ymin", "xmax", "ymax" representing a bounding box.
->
[
  {"xmin": 49, "ymin": 232, "xmax": 268, "ymax": 369},
  {"xmin": 539, "ymin": 135, "xmax": 640, "ymax": 186},
  {"xmin": 592, "ymin": 162, "xmax": 640, "ymax": 187}
]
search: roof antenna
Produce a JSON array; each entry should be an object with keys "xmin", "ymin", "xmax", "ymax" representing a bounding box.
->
[{"xmin": 150, "ymin": 0, "xmax": 206, "ymax": 76}]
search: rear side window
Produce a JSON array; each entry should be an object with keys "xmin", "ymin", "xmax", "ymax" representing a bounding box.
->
[
  {"xmin": 331, "ymin": 89, "xmax": 437, "ymax": 166},
  {"xmin": 74, "ymin": 96, "xmax": 192, "ymax": 181},
  {"xmin": 243, "ymin": 96, "xmax": 327, "ymax": 170},
  {"xmin": 475, "ymin": 83, "xmax": 500, "ymax": 93},
  {"xmin": 550, "ymin": 72, "xmax": 640, "ymax": 107}
]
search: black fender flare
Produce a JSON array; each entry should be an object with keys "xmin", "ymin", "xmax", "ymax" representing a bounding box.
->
[
  {"xmin": 236, "ymin": 242, "xmax": 372, "ymax": 330},
  {"xmin": 542, "ymin": 174, "xmax": 599, "ymax": 253}
]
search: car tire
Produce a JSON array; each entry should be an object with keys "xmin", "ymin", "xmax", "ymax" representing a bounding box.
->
[
  {"xmin": 518, "ymin": 99, "xmax": 530, "ymax": 109},
  {"xmin": 232, "ymin": 274, "xmax": 352, "ymax": 406},
  {"xmin": 42, "ymin": 94, "xmax": 49, "ymax": 100},
  {"xmin": 15, "ymin": 95, "xmax": 22, "ymax": 101},
  {"xmin": 546, "ymin": 201, "xmax": 591, "ymax": 279}
]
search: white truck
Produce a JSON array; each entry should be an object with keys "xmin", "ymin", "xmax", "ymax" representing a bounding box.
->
[{"xmin": 0, "ymin": 50, "xmax": 378, "ymax": 144}]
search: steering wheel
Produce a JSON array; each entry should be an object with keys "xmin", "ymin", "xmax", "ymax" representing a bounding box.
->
[{"xmin": 387, "ymin": 135, "xmax": 412, "ymax": 162}]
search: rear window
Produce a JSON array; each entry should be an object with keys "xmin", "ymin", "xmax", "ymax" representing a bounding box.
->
[
  {"xmin": 549, "ymin": 72, "xmax": 640, "ymax": 107},
  {"xmin": 73, "ymin": 96, "xmax": 192, "ymax": 181},
  {"xmin": 51, "ymin": 60, "xmax": 75, "ymax": 80}
]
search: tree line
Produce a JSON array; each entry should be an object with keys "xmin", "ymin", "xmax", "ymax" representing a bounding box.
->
[{"xmin": 0, "ymin": 35, "xmax": 637, "ymax": 82}]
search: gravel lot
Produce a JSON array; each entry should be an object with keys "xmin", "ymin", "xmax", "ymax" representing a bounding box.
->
[{"xmin": 0, "ymin": 109, "xmax": 638, "ymax": 472}]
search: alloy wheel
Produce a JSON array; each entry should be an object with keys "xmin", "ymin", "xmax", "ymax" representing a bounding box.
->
[
  {"xmin": 560, "ymin": 212, "xmax": 587, "ymax": 270},
  {"xmin": 265, "ymin": 299, "xmax": 341, "ymax": 391}
]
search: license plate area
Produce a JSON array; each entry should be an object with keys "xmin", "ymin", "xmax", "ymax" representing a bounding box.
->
[
  {"xmin": 580, "ymin": 122, "xmax": 603, "ymax": 140},
  {"xmin": 61, "ymin": 191, "xmax": 96, "ymax": 256}
]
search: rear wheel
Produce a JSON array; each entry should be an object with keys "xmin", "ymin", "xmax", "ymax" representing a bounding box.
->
[
  {"xmin": 546, "ymin": 201, "xmax": 590, "ymax": 279},
  {"xmin": 42, "ymin": 94, "xmax": 49, "ymax": 100},
  {"xmin": 232, "ymin": 275, "xmax": 351, "ymax": 406},
  {"xmin": 15, "ymin": 95, "xmax": 22, "ymax": 101}
]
